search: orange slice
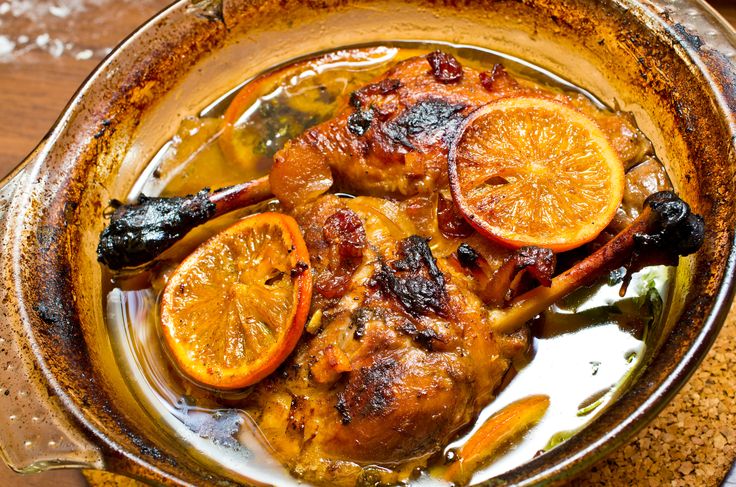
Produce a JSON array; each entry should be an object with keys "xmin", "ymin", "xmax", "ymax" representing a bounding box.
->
[
  {"xmin": 444, "ymin": 395, "xmax": 550, "ymax": 484},
  {"xmin": 448, "ymin": 96, "xmax": 625, "ymax": 252},
  {"xmin": 160, "ymin": 212, "xmax": 312, "ymax": 390},
  {"xmin": 220, "ymin": 48, "xmax": 395, "ymax": 167},
  {"xmin": 219, "ymin": 62, "xmax": 304, "ymax": 167}
]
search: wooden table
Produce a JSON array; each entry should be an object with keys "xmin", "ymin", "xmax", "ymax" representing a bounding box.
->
[{"xmin": 1, "ymin": 1, "xmax": 734, "ymax": 486}]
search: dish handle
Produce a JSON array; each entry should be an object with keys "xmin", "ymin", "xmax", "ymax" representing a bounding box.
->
[{"xmin": 0, "ymin": 142, "xmax": 104, "ymax": 474}]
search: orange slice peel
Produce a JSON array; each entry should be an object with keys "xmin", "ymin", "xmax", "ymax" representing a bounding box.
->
[
  {"xmin": 444, "ymin": 394, "xmax": 550, "ymax": 484},
  {"xmin": 160, "ymin": 212, "xmax": 312, "ymax": 390},
  {"xmin": 449, "ymin": 96, "xmax": 625, "ymax": 252}
]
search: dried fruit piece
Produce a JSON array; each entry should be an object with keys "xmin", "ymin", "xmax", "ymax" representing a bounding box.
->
[
  {"xmin": 484, "ymin": 246, "xmax": 556, "ymax": 305},
  {"xmin": 315, "ymin": 208, "xmax": 367, "ymax": 298},
  {"xmin": 437, "ymin": 193, "xmax": 474, "ymax": 238},
  {"xmin": 350, "ymin": 78, "xmax": 401, "ymax": 108},
  {"xmin": 479, "ymin": 64, "xmax": 518, "ymax": 93},
  {"xmin": 427, "ymin": 50, "xmax": 464, "ymax": 84}
]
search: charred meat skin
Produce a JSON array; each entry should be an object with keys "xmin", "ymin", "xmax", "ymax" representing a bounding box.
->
[
  {"xmin": 378, "ymin": 98, "xmax": 467, "ymax": 151},
  {"xmin": 98, "ymin": 51, "xmax": 660, "ymax": 270},
  {"xmin": 316, "ymin": 208, "xmax": 367, "ymax": 298},
  {"xmin": 97, "ymin": 190, "xmax": 215, "ymax": 269},
  {"xmin": 328, "ymin": 349, "xmax": 475, "ymax": 463},
  {"xmin": 347, "ymin": 109, "xmax": 374, "ymax": 136},
  {"xmin": 371, "ymin": 235, "xmax": 449, "ymax": 318}
]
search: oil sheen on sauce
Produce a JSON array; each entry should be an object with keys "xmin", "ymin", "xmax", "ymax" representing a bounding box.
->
[{"xmin": 105, "ymin": 42, "xmax": 671, "ymax": 486}]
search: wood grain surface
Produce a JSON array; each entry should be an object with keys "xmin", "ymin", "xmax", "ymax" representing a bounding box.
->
[{"xmin": 0, "ymin": 1, "xmax": 734, "ymax": 486}]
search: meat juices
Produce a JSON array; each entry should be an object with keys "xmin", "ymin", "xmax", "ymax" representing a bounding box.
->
[{"xmin": 103, "ymin": 46, "xmax": 693, "ymax": 486}]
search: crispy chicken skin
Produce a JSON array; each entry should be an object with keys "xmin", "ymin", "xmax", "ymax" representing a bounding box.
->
[
  {"xmin": 247, "ymin": 195, "xmax": 518, "ymax": 484},
  {"xmin": 269, "ymin": 54, "xmax": 650, "ymax": 209}
]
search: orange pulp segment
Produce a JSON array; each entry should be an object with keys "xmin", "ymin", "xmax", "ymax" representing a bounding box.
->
[
  {"xmin": 449, "ymin": 96, "xmax": 625, "ymax": 252},
  {"xmin": 160, "ymin": 212, "xmax": 312, "ymax": 390}
]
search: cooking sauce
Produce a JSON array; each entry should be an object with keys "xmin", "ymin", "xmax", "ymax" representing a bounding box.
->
[{"xmin": 105, "ymin": 42, "xmax": 673, "ymax": 486}]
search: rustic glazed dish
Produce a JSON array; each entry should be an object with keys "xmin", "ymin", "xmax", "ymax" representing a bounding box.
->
[{"xmin": 0, "ymin": 0, "xmax": 734, "ymax": 485}]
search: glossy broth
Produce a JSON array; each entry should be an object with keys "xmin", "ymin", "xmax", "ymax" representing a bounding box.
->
[{"xmin": 105, "ymin": 42, "xmax": 672, "ymax": 486}]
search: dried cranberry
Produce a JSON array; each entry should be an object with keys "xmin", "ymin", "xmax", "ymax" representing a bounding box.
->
[
  {"xmin": 350, "ymin": 78, "xmax": 401, "ymax": 108},
  {"xmin": 426, "ymin": 50, "xmax": 463, "ymax": 84},
  {"xmin": 456, "ymin": 243, "xmax": 480, "ymax": 268},
  {"xmin": 437, "ymin": 194, "xmax": 474, "ymax": 238},
  {"xmin": 316, "ymin": 208, "xmax": 368, "ymax": 299},
  {"xmin": 323, "ymin": 208, "xmax": 366, "ymax": 259},
  {"xmin": 479, "ymin": 64, "xmax": 519, "ymax": 93}
]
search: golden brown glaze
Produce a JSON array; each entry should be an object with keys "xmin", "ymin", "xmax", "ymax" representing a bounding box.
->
[
  {"xmin": 270, "ymin": 54, "xmax": 650, "ymax": 210},
  {"xmin": 246, "ymin": 52, "xmax": 659, "ymax": 484},
  {"xmin": 247, "ymin": 195, "xmax": 518, "ymax": 484}
]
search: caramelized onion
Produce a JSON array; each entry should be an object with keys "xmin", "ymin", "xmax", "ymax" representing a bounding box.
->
[{"xmin": 484, "ymin": 246, "xmax": 556, "ymax": 306}]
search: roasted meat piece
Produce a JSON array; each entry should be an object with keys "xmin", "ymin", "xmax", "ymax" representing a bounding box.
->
[
  {"xmin": 246, "ymin": 195, "xmax": 522, "ymax": 484},
  {"xmin": 98, "ymin": 51, "xmax": 652, "ymax": 269},
  {"xmin": 270, "ymin": 52, "xmax": 650, "ymax": 209},
  {"xmin": 269, "ymin": 55, "xmax": 513, "ymax": 208}
]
